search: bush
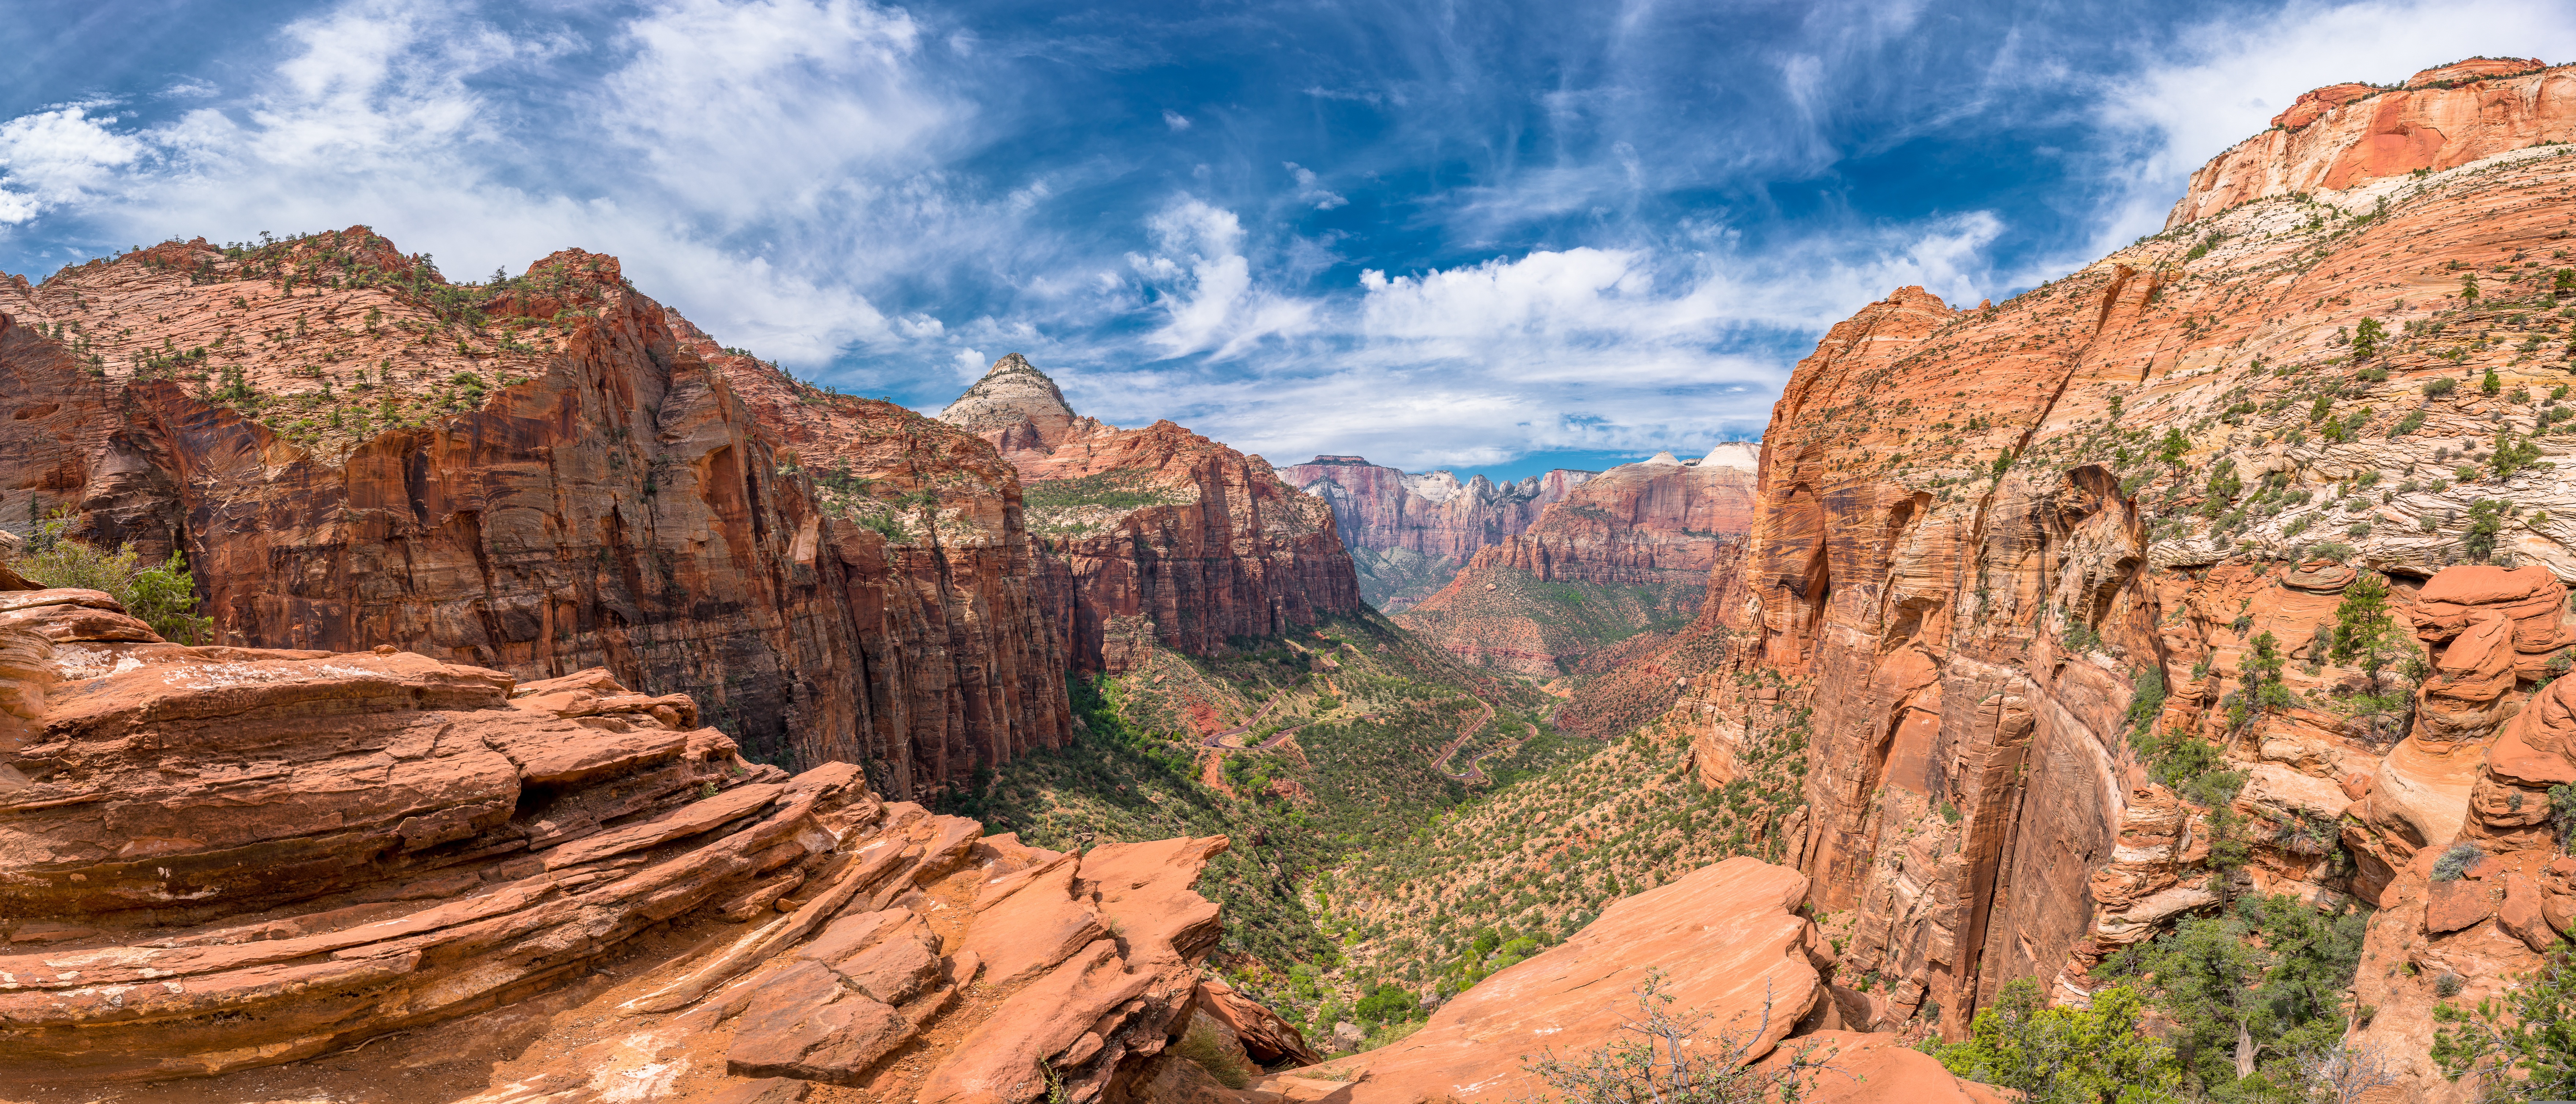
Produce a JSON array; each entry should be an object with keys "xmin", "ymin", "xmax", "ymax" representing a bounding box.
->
[
  {"xmin": 1522, "ymin": 971, "xmax": 1841, "ymax": 1104},
  {"xmin": 2425, "ymin": 377, "xmax": 2458, "ymax": 397},
  {"xmin": 1174, "ymin": 1015, "xmax": 1255, "ymax": 1088},
  {"xmin": 2434, "ymin": 943, "xmax": 2576, "ymax": 1099},
  {"xmin": 1927, "ymin": 978, "xmax": 2179, "ymax": 1104},
  {"xmin": 11, "ymin": 515, "xmax": 212, "ymax": 644},
  {"xmin": 2431, "ymin": 842, "xmax": 2484, "ymax": 882}
]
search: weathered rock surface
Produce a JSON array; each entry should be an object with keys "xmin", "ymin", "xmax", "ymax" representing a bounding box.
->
[
  {"xmin": 1281, "ymin": 456, "xmax": 1594, "ymax": 611},
  {"xmin": 1394, "ymin": 448, "xmax": 1758, "ymax": 676},
  {"xmin": 0, "ymin": 592, "xmax": 1291, "ymax": 1102},
  {"xmin": 938, "ymin": 356, "xmax": 1364, "ymax": 672},
  {"xmin": 1279, "ymin": 857, "xmax": 1996, "ymax": 1104},
  {"xmin": 2170, "ymin": 59, "xmax": 2573, "ymax": 225},
  {"xmin": 0, "ymin": 232, "xmax": 1067, "ymax": 794},
  {"xmin": 1600, "ymin": 57, "xmax": 2576, "ymax": 1097}
]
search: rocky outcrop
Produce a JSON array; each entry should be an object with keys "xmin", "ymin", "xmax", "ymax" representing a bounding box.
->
[
  {"xmin": 1393, "ymin": 444, "xmax": 1759, "ymax": 677},
  {"xmin": 1280, "ymin": 457, "xmax": 1593, "ymax": 611},
  {"xmin": 938, "ymin": 356, "xmax": 1364, "ymax": 673},
  {"xmin": 1286, "ymin": 858, "xmax": 2002, "ymax": 1104},
  {"xmin": 0, "ymin": 591, "xmax": 1291, "ymax": 1100},
  {"xmin": 2169, "ymin": 59, "xmax": 2573, "ymax": 225},
  {"xmin": 1623, "ymin": 55, "xmax": 2576, "ymax": 1078},
  {"xmin": 0, "ymin": 231, "xmax": 1067, "ymax": 795}
]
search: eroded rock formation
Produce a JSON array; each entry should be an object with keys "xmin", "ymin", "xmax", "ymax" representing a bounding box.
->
[
  {"xmin": 0, "ymin": 590, "xmax": 1297, "ymax": 1101},
  {"xmin": 1622, "ymin": 59, "xmax": 2576, "ymax": 1096},
  {"xmin": 938, "ymin": 356, "xmax": 1363, "ymax": 673},
  {"xmin": 1393, "ymin": 446, "xmax": 1758, "ymax": 677},
  {"xmin": 1288, "ymin": 858, "xmax": 2004, "ymax": 1104},
  {"xmin": 0, "ymin": 232, "xmax": 1066, "ymax": 794},
  {"xmin": 1280, "ymin": 457, "xmax": 1594, "ymax": 611}
]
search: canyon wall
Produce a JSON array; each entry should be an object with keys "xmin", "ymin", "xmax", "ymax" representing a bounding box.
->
[
  {"xmin": 1642, "ymin": 59, "xmax": 2576, "ymax": 1092},
  {"xmin": 2169, "ymin": 57, "xmax": 2575, "ymax": 225},
  {"xmin": 0, "ymin": 233, "xmax": 1067, "ymax": 796},
  {"xmin": 938, "ymin": 355, "xmax": 1365, "ymax": 673},
  {"xmin": 1281, "ymin": 456, "xmax": 1593, "ymax": 610},
  {"xmin": 1393, "ymin": 446, "xmax": 1760, "ymax": 678}
]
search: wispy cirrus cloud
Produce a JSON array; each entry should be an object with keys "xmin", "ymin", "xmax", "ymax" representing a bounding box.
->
[{"xmin": 7, "ymin": 0, "xmax": 2576, "ymax": 478}]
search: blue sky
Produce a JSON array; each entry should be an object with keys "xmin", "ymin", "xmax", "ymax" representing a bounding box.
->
[{"xmin": 7, "ymin": 1, "xmax": 2576, "ymax": 481}]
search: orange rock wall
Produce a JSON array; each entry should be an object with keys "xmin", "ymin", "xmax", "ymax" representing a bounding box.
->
[
  {"xmin": 1659, "ymin": 85, "xmax": 2576, "ymax": 1062},
  {"xmin": 2169, "ymin": 59, "xmax": 2576, "ymax": 226},
  {"xmin": 0, "ymin": 238, "xmax": 1067, "ymax": 796},
  {"xmin": 1015, "ymin": 420, "xmax": 1366, "ymax": 673}
]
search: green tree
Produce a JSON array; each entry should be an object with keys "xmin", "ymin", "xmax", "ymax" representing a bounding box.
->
[
  {"xmin": 2351, "ymin": 317, "xmax": 2387, "ymax": 360},
  {"xmin": 2464, "ymin": 499, "xmax": 2512, "ymax": 563},
  {"xmin": 1928, "ymin": 978, "xmax": 2179, "ymax": 1104},
  {"xmin": 2102, "ymin": 897, "xmax": 2367, "ymax": 1097},
  {"xmin": 2433, "ymin": 944, "xmax": 2576, "ymax": 1101},
  {"xmin": 2159, "ymin": 428, "xmax": 2190, "ymax": 465},
  {"xmin": 2491, "ymin": 429, "xmax": 2543, "ymax": 480},
  {"xmin": 2482, "ymin": 368, "xmax": 2502, "ymax": 396},
  {"xmin": 2226, "ymin": 632, "xmax": 2296, "ymax": 731},
  {"xmin": 2328, "ymin": 573, "xmax": 2398, "ymax": 677},
  {"xmin": 2463, "ymin": 272, "xmax": 2481, "ymax": 303}
]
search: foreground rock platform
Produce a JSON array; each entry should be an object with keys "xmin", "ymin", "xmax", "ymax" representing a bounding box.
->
[
  {"xmin": 0, "ymin": 592, "xmax": 1280, "ymax": 1102},
  {"xmin": 1276, "ymin": 857, "xmax": 2003, "ymax": 1104}
]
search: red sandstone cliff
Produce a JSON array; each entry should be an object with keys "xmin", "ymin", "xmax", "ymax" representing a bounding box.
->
[
  {"xmin": 1392, "ymin": 446, "xmax": 1759, "ymax": 677},
  {"xmin": 0, "ymin": 231, "xmax": 1066, "ymax": 796},
  {"xmin": 1280, "ymin": 456, "xmax": 1593, "ymax": 610},
  {"xmin": 2170, "ymin": 57, "xmax": 2575, "ymax": 226},
  {"xmin": 1623, "ymin": 57, "xmax": 2576, "ymax": 1089},
  {"xmin": 938, "ymin": 355, "xmax": 1365, "ymax": 672}
]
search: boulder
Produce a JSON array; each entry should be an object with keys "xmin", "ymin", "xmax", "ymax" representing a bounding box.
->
[{"xmin": 1287, "ymin": 858, "xmax": 1988, "ymax": 1104}]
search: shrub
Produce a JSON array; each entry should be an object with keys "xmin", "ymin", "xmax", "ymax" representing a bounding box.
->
[
  {"xmin": 1175, "ymin": 1015, "xmax": 1255, "ymax": 1088},
  {"xmin": 2431, "ymin": 842, "xmax": 2483, "ymax": 882},
  {"xmin": 1522, "ymin": 971, "xmax": 1839, "ymax": 1104},
  {"xmin": 1927, "ymin": 978, "xmax": 2179, "ymax": 1104},
  {"xmin": 2435, "ymin": 971, "xmax": 2467, "ymax": 998},
  {"xmin": 11, "ymin": 515, "xmax": 212, "ymax": 644},
  {"xmin": 2425, "ymin": 377, "xmax": 2458, "ymax": 397},
  {"xmin": 2433, "ymin": 943, "xmax": 2576, "ymax": 1101}
]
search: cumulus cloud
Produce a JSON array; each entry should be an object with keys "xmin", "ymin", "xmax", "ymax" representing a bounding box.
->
[
  {"xmin": 1131, "ymin": 197, "xmax": 1315, "ymax": 359},
  {"xmin": 0, "ymin": 104, "xmax": 146, "ymax": 225},
  {"xmin": 1161, "ymin": 109, "xmax": 1191, "ymax": 130}
]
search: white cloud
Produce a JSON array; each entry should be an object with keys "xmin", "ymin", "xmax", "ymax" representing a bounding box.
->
[
  {"xmin": 2086, "ymin": 0, "xmax": 2576, "ymax": 251},
  {"xmin": 1285, "ymin": 162, "xmax": 1347, "ymax": 210},
  {"xmin": 0, "ymin": 104, "xmax": 146, "ymax": 224},
  {"xmin": 1162, "ymin": 109, "xmax": 1191, "ymax": 131},
  {"xmin": 1132, "ymin": 197, "xmax": 1315, "ymax": 359}
]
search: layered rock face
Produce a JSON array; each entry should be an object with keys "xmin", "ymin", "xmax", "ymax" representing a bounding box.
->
[
  {"xmin": 1391, "ymin": 446, "xmax": 1759, "ymax": 677},
  {"xmin": 1639, "ymin": 58, "xmax": 2576, "ymax": 1081},
  {"xmin": 1293, "ymin": 858, "xmax": 2004, "ymax": 1104},
  {"xmin": 0, "ymin": 590, "xmax": 1295, "ymax": 1100},
  {"xmin": 1280, "ymin": 456, "xmax": 1593, "ymax": 611},
  {"xmin": 2170, "ymin": 58, "xmax": 2573, "ymax": 225},
  {"xmin": 938, "ymin": 356, "xmax": 1363, "ymax": 672},
  {"xmin": 0, "ymin": 231, "xmax": 1066, "ymax": 794}
]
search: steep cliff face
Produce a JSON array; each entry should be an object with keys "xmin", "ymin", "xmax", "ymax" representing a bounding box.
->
[
  {"xmin": 937, "ymin": 356, "xmax": 1364, "ymax": 672},
  {"xmin": 1281, "ymin": 456, "xmax": 1593, "ymax": 610},
  {"xmin": 0, "ymin": 230, "xmax": 1067, "ymax": 796},
  {"xmin": 1644, "ymin": 60, "xmax": 2576, "ymax": 1081},
  {"xmin": 1392, "ymin": 446, "xmax": 1760, "ymax": 678}
]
